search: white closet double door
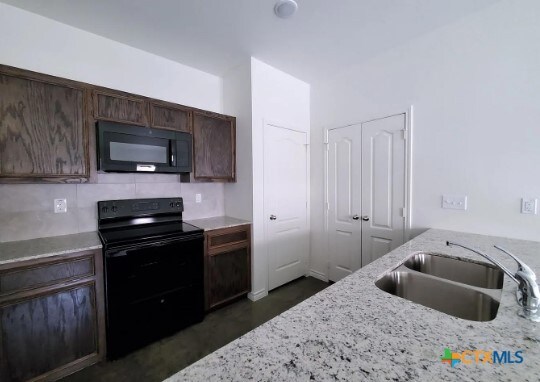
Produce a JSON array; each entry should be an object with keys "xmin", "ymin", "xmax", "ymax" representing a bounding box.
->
[{"xmin": 327, "ymin": 114, "xmax": 407, "ymax": 282}]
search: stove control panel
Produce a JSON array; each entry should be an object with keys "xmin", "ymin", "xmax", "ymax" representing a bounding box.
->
[{"xmin": 98, "ymin": 198, "xmax": 183, "ymax": 220}]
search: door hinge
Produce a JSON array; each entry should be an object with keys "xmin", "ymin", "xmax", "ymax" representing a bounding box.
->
[
  {"xmin": 400, "ymin": 207, "xmax": 407, "ymax": 218},
  {"xmin": 324, "ymin": 142, "xmax": 329, "ymax": 151},
  {"xmin": 402, "ymin": 129, "xmax": 407, "ymax": 140},
  {"xmin": 326, "ymin": 202, "xmax": 330, "ymax": 211}
]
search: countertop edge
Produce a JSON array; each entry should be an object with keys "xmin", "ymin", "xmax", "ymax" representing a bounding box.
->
[{"xmin": 0, "ymin": 231, "xmax": 103, "ymax": 266}]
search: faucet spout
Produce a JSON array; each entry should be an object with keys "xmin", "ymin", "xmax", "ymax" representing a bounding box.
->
[
  {"xmin": 446, "ymin": 241, "xmax": 518, "ymax": 283},
  {"xmin": 446, "ymin": 240, "xmax": 539, "ymax": 322}
]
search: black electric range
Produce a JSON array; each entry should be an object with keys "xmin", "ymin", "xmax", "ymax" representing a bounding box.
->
[{"xmin": 98, "ymin": 197, "xmax": 204, "ymax": 360}]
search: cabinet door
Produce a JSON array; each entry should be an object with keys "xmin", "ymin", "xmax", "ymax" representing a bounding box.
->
[
  {"xmin": 192, "ymin": 111, "xmax": 236, "ymax": 181},
  {"xmin": 0, "ymin": 283, "xmax": 99, "ymax": 382},
  {"xmin": 0, "ymin": 72, "xmax": 88, "ymax": 182},
  {"xmin": 205, "ymin": 225, "xmax": 250, "ymax": 310},
  {"xmin": 150, "ymin": 101, "xmax": 191, "ymax": 132},
  {"xmin": 207, "ymin": 244, "xmax": 250, "ymax": 310},
  {"xmin": 0, "ymin": 250, "xmax": 105, "ymax": 382},
  {"xmin": 93, "ymin": 90, "xmax": 148, "ymax": 126}
]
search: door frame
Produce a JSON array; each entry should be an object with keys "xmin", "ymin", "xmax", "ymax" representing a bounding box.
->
[
  {"xmin": 263, "ymin": 120, "xmax": 310, "ymax": 292},
  {"xmin": 324, "ymin": 106, "xmax": 414, "ymax": 273}
]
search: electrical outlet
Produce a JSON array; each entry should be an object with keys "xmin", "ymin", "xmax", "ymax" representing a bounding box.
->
[
  {"xmin": 521, "ymin": 198, "xmax": 537, "ymax": 214},
  {"xmin": 442, "ymin": 195, "xmax": 468, "ymax": 210},
  {"xmin": 195, "ymin": 193, "xmax": 202, "ymax": 203},
  {"xmin": 54, "ymin": 198, "xmax": 67, "ymax": 213}
]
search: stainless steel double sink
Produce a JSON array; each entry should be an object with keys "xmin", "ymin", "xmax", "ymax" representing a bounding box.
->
[{"xmin": 375, "ymin": 253, "xmax": 504, "ymax": 321}]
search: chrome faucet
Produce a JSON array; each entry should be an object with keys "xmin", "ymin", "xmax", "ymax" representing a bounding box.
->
[
  {"xmin": 446, "ymin": 241, "xmax": 540, "ymax": 322},
  {"xmin": 494, "ymin": 245, "xmax": 536, "ymax": 281}
]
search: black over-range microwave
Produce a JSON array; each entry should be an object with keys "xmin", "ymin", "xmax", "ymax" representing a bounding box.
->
[{"xmin": 96, "ymin": 121, "xmax": 192, "ymax": 173}]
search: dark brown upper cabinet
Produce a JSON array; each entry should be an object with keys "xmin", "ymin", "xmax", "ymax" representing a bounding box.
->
[
  {"xmin": 92, "ymin": 89, "xmax": 148, "ymax": 126},
  {"xmin": 0, "ymin": 64, "xmax": 237, "ymax": 183},
  {"xmin": 0, "ymin": 66, "xmax": 89, "ymax": 183},
  {"xmin": 150, "ymin": 100, "xmax": 192, "ymax": 133},
  {"xmin": 190, "ymin": 110, "xmax": 236, "ymax": 182}
]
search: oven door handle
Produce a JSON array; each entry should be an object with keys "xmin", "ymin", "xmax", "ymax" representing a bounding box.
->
[
  {"xmin": 170, "ymin": 140, "xmax": 177, "ymax": 167},
  {"xmin": 105, "ymin": 235, "xmax": 203, "ymax": 257}
]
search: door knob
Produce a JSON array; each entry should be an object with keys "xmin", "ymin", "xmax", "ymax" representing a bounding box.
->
[
  {"xmin": 270, "ymin": 215, "xmax": 277, "ymax": 220},
  {"xmin": 352, "ymin": 215, "xmax": 360, "ymax": 220},
  {"xmin": 362, "ymin": 216, "xmax": 370, "ymax": 221}
]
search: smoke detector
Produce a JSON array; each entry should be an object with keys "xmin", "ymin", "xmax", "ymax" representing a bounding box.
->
[{"xmin": 274, "ymin": 0, "xmax": 298, "ymax": 19}]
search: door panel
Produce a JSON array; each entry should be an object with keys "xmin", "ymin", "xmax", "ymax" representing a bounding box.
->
[
  {"xmin": 361, "ymin": 114, "xmax": 406, "ymax": 266},
  {"xmin": 192, "ymin": 112, "xmax": 235, "ymax": 181},
  {"xmin": 327, "ymin": 126, "xmax": 362, "ymax": 281},
  {"xmin": 371, "ymin": 131, "xmax": 393, "ymax": 228},
  {"xmin": 0, "ymin": 285, "xmax": 98, "ymax": 382},
  {"xmin": 265, "ymin": 125, "xmax": 308, "ymax": 291},
  {"xmin": 0, "ymin": 73, "xmax": 87, "ymax": 178}
]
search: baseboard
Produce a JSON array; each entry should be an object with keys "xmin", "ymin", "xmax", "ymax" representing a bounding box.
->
[
  {"xmin": 308, "ymin": 269, "xmax": 329, "ymax": 282},
  {"xmin": 248, "ymin": 288, "xmax": 268, "ymax": 301}
]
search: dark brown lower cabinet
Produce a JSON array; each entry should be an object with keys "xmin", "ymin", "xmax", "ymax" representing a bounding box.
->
[
  {"xmin": 0, "ymin": 250, "xmax": 105, "ymax": 382},
  {"xmin": 205, "ymin": 225, "xmax": 251, "ymax": 311}
]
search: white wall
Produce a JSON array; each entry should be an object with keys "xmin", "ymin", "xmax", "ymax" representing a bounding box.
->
[
  {"xmin": 250, "ymin": 58, "xmax": 310, "ymax": 299},
  {"xmin": 0, "ymin": 4, "xmax": 225, "ymax": 242},
  {"xmin": 0, "ymin": 3, "xmax": 221, "ymax": 111},
  {"xmin": 311, "ymin": 0, "xmax": 540, "ymax": 277},
  {"xmin": 223, "ymin": 61, "xmax": 253, "ymax": 221}
]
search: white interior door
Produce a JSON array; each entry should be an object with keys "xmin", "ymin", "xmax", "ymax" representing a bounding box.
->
[
  {"xmin": 327, "ymin": 125, "xmax": 362, "ymax": 281},
  {"xmin": 264, "ymin": 124, "xmax": 309, "ymax": 291},
  {"xmin": 361, "ymin": 114, "xmax": 407, "ymax": 266}
]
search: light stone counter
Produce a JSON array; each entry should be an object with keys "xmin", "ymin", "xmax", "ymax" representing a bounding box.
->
[
  {"xmin": 186, "ymin": 216, "xmax": 251, "ymax": 231},
  {"xmin": 0, "ymin": 231, "xmax": 102, "ymax": 265},
  {"xmin": 166, "ymin": 229, "xmax": 540, "ymax": 382}
]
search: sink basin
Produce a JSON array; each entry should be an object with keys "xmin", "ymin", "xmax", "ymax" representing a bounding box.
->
[
  {"xmin": 375, "ymin": 271, "xmax": 500, "ymax": 321},
  {"xmin": 403, "ymin": 253, "xmax": 504, "ymax": 289}
]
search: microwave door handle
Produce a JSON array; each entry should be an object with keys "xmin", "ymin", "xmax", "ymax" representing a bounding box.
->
[{"xmin": 170, "ymin": 140, "xmax": 177, "ymax": 166}]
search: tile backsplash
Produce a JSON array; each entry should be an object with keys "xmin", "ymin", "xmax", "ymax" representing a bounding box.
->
[{"xmin": 0, "ymin": 173, "xmax": 224, "ymax": 242}]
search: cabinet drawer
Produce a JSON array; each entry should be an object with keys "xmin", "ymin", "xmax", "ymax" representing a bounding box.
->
[
  {"xmin": 0, "ymin": 255, "xmax": 95, "ymax": 296},
  {"xmin": 207, "ymin": 226, "xmax": 249, "ymax": 250}
]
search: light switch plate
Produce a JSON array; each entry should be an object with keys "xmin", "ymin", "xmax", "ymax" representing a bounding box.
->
[
  {"xmin": 54, "ymin": 198, "xmax": 67, "ymax": 213},
  {"xmin": 521, "ymin": 198, "xmax": 537, "ymax": 214},
  {"xmin": 442, "ymin": 195, "xmax": 468, "ymax": 210},
  {"xmin": 195, "ymin": 193, "xmax": 202, "ymax": 203}
]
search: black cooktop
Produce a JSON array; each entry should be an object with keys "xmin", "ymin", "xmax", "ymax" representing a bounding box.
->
[{"xmin": 97, "ymin": 198, "xmax": 203, "ymax": 247}]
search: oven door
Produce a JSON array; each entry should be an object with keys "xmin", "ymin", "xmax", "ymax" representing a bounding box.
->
[
  {"xmin": 97, "ymin": 121, "xmax": 191, "ymax": 173},
  {"xmin": 103, "ymin": 235, "xmax": 204, "ymax": 359}
]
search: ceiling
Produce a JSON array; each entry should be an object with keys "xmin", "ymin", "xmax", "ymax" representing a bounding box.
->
[{"xmin": 1, "ymin": 0, "xmax": 499, "ymax": 85}]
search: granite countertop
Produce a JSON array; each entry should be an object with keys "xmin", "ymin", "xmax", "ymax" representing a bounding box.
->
[
  {"xmin": 186, "ymin": 216, "xmax": 251, "ymax": 231},
  {"xmin": 166, "ymin": 229, "xmax": 540, "ymax": 382},
  {"xmin": 0, "ymin": 231, "xmax": 102, "ymax": 265}
]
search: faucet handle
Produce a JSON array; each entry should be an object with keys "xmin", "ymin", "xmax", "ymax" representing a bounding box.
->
[
  {"xmin": 515, "ymin": 270, "xmax": 540, "ymax": 322},
  {"xmin": 494, "ymin": 245, "xmax": 536, "ymax": 281}
]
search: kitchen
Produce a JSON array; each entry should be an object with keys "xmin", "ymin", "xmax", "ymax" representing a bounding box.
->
[{"xmin": 1, "ymin": 0, "xmax": 539, "ymax": 381}]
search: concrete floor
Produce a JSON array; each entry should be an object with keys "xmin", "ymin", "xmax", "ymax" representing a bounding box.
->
[{"xmin": 62, "ymin": 276, "xmax": 328, "ymax": 382}]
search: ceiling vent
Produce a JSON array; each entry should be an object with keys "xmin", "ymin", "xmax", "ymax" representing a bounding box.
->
[{"xmin": 274, "ymin": 0, "xmax": 298, "ymax": 19}]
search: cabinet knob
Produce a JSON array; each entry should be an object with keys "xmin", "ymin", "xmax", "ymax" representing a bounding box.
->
[
  {"xmin": 362, "ymin": 216, "xmax": 370, "ymax": 221},
  {"xmin": 352, "ymin": 215, "xmax": 360, "ymax": 220},
  {"xmin": 270, "ymin": 215, "xmax": 277, "ymax": 220}
]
